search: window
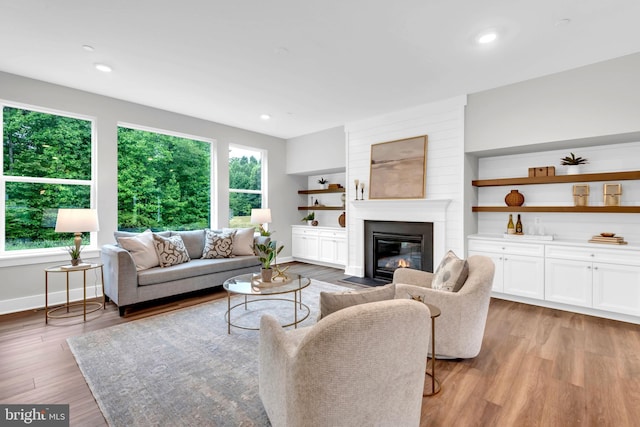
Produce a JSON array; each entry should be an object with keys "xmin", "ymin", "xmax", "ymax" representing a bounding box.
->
[
  {"xmin": 1, "ymin": 105, "xmax": 94, "ymax": 252},
  {"xmin": 117, "ymin": 125, "xmax": 212, "ymax": 232},
  {"xmin": 229, "ymin": 145, "xmax": 265, "ymax": 229}
]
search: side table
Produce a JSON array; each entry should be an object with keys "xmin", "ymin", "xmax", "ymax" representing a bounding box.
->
[
  {"xmin": 424, "ymin": 303, "xmax": 441, "ymax": 396},
  {"xmin": 45, "ymin": 263, "xmax": 105, "ymax": 324}
]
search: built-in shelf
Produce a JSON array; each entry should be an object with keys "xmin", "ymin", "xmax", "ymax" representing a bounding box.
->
[
  {"xmin": 298, "ymin": 188, "xmax": 345, "ymax": 194},
  {"xmin": 298, "ymin": 206, "xmax": 345, "ymax": 211},
  {"xmin": 472, "ymin": 206, "xmax": 640, "ymax": 213},
  {"xmin": 472, "ymin": 171, "xmax": 640, "ymax": 187}
]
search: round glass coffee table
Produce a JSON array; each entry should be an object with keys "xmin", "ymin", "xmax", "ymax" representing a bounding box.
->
[{"xmin": 223, "ymin": 272, "xmax": 311, "ymax": 334}]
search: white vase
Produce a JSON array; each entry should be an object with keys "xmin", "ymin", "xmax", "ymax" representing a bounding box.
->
[{"xmin": 566, "ymin": 165, "xmax": 581, "ymax": 175}]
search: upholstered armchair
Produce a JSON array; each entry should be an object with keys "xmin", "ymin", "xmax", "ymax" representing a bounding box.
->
[
  {"xmin": 393, "ymin": 255, "xmax": 495, "ymax": 359},
  {"xmin": 259, "ymin": 299, "xmax": 430, "ymax": 427}
]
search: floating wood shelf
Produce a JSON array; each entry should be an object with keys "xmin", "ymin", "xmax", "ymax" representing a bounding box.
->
[
  {"xmin": 472, "ymin": 206, "xmax": 640, "ymax": 213},
  {"xmin": 472, "ymin": 171, "xmax": 640, "ymax": 187},
  {"xmin": 298, "ymin": 188, "xmax": 345, "ymax": 194},
  {"xmin": 298, "ymin": 206, "xmax": 345, "ymax": 211}
]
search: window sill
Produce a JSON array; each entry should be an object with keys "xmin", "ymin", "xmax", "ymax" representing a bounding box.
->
[{"xmin": 0, "ymin": 248, "xmax": 101, "ymax": 268}]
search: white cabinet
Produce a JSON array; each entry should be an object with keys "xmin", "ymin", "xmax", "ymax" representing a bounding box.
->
[
  {"xmin": 292, "ymin": 226, "xmax": 346, "ymax": 268},
  {"xmin": 546, "ymin": 245, "xmax": 640, "ymax": 315},
  {"xmin": 292, "ymin": 227, "xmax": 319, "ymax": 260},
  {"xmin": 468, "ymin": 239, "xmax": 545, "ymax": 299},
  {"xmin": 545, "ymin": 258, "xmax": 593, "ymax": 307},
  {"xmin": 318, "ymin": 230, "xmax": 347, "ymax": 266}
]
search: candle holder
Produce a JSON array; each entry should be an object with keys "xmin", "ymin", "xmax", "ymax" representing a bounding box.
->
[
  {"xmin": 354, "ymin": 179, "xmax": 360, "ymax": 200},
  {"xmin": 360, "ymin": 183, "xmax": 365, "ymax": 200}
]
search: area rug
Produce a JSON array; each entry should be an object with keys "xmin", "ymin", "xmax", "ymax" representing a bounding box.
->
[{"xmin": 68, "ymin": 280, "xmax": 348, "ymax": 427}]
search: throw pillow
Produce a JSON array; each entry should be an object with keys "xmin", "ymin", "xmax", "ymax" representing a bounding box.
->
[
  {"xmin": 432, "ymin": 250, "xmax": 469, "ymax": 292},
  {"xmin": 116, "ymin": 229, "xmax": 160, "ymax": 271},
  {"xmin": 202, "ymin": 230, "xmax": 234, "ymax": 259},
  {"xmin": 223, "ymin": 227, "xmax": 255, "ymax": 256},
  {"xmin": 152, "ymin": 234, "xmax": 191, "ymax": 267},
  {"xmin": 319, "ymin": 283, "xmax": 396, "ymax": 319}
]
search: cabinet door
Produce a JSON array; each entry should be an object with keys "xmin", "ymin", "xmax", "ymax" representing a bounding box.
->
[
  {"xmin": 292, "ymin": 232, "xmax": 319, "ymax": 260},
  {"xmin": 318, "ymin": 237, "xmax": 338, "ymax": 264},
  {"xmin": 503, "ymin": 254, "xmax": 544, "ymax": 299},
  {"xmin": 291, "ymin": 232, "xmax": 305, "ymax": 258},
  {"xmin": 593, "ymin": 263, "xmax": 640, "ymax": 316},
  {"xmin": 545, "ymin": 258, "xmax": 593, "ymax": 307},
  {"xmin": 469, "ymin": 250, "xmax": 504, "ymax": 292}
]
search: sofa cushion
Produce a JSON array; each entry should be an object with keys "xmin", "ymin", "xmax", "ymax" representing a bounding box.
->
[
  {"xmin": 137, "ymin": 256, "xmax": 260, "ymax": 286},
  {"xmin": 171, "ymin": 230, "xmax": 205, "ymax": 260},
  {"xmin": 152, "ymin": 234, "xmax": 191, "ymax": 267},
  {"xmin": 223, "ymin": 227, "xmax": 256, "ymax": 256},
  {"xmin": 432, "ymin": 250, "xmax": 469, "ymax": 292},
  {"xmin": 319, "ymin": 283, "xmax": 396, "ymax": 319},
  {"xmin": 116, "ymin": 230, "xmax": 160, "ymax": 271},
  {"xmin": 202, "ymin": 230, "xmax": 234, "ymax": 259}
]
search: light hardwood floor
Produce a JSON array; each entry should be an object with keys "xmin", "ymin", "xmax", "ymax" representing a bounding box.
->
[{"xmin": 1, "ymin": 262, "xmax": 639, "ymax": 426}]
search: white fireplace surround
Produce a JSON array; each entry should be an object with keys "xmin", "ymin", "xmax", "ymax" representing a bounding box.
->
[{"xmin": 347, "ymin": 199, "xmax": 451, "ymax": 277}]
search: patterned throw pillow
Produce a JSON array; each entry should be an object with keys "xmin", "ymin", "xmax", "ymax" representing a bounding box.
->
[
  {"xmin": 432, "ymin": 250, "xmax": 469, "ymax": 292},
  {"xmin": 202, "ymin": 230, "xmax": 234, "ymax": 259},
  {"xmin": 152, "ymin": 234, "xmax": 191, "ymax": 267}
]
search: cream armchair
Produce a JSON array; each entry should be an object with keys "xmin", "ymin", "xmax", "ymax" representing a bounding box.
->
[
  {"xmin": 393, "ymin": 255, "xmax": 495, "ymax": 359},
  {"xmin": 259, "ymin": 299, "xmax": 430, "ymax": 427}
]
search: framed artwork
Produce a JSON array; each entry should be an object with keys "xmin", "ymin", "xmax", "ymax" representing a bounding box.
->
[{"xmin": 369, "ymin": 135, "xmax": 427, "ymax": 199}]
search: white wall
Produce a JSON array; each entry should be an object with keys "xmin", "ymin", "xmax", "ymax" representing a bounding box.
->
[
  {"xmin": 466, "ymin": 52, "xmax": 640, "ymax": 154},
  {"xmin": 344, "ymin": 96, "xmax": 467, "ymax": 276},
  {"xmin": 286, "ymin": 126, "xmax": 346, "ymax": 174},
  {"xmin": 0, "ymin": 71, "xmax": 298, "ymax": 314}
]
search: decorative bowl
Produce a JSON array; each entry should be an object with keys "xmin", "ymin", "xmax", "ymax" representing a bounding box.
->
[{"xmin": 600, "ymin": 232, "xmax": 615, "ymax": 237}]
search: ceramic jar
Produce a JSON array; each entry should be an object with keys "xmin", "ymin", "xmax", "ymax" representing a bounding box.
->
[{"xmin": 505, "ymin": 189, "xmax": 525, "ymax": 207}]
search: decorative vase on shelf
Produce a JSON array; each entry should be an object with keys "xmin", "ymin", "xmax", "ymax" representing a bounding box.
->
[
  {"xmin": 504, "ymin": 189, "xmax": 525, "ymax": 207},
  {"xmin": 338, "ymin": 212, "xmax": 346, "ymax": 228},
  {"xmin": 566, "ymin": 165, "xmax": 581, "ymax": 175}
]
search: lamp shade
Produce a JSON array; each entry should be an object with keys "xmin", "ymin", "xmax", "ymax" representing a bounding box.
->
[
  {"xmin": 55, "ymin": 208, "xmax": 100, "ymax": 233},
  {"xmin": 250, "ymin": 208, "xmax": 272, "ymax": 225}
]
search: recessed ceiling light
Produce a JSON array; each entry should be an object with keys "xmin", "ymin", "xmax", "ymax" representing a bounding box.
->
[
  {"xmin": 555, "ymin": 18, "xmax": 571, "ymax": 26},
  {"xmin": 94, "ymin": 63, "xmax": 112, "ymax": 73},
  {"xmin": 82, "ymin": 45, "xmax": 95, "ymax": 52},
  {"xmin": 260, "ymin": 114, "xmax": 271, "ymax": 120},
  {"xmin": 476, "ymin": 31, "xmax": 498, "ymax": 44}
]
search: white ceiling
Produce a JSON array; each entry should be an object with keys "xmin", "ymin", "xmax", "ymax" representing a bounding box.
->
[{"xmin": 1, "ymin": 0, "xmax": 640, "ymax": 139}]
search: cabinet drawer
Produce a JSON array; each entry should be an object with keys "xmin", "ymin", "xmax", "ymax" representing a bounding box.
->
[
  {"xmin": 292, "ymin": 227, "xmax": 318, "ymax": 237},
  {"xmin": 545, "ymin": 245, "xmax": 640, "ymax": 266},
  {"xmin": 318, "ymin": 230, "xmax": 346, "ymax": 239},
  {"xmin": 468, "ymin": 239, "xmax": 544, "ymax": 257}
]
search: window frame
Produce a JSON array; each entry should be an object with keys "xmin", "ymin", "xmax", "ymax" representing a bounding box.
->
[
  {"xmin": 0, "ymin": 100, "xmax": 97, "ymax": 258},
  {"xmin": 116, "ymin": 122, "xmax": 216, "ymax": 232},
  {"xmin": 228, "ymin": 144, "xmax": 268, "ymax": 225}
]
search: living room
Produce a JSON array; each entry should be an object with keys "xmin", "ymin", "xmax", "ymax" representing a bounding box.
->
[{"xmin": 2, "ymin": 2, "xmax": 640, "ymax": 426}]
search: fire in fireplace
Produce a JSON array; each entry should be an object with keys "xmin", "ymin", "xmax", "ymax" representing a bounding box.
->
[{"xmin": 365, "ymin": 220, "xmax": 433, "ymax": 282}]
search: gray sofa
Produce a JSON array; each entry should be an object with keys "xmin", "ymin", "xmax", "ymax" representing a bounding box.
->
[{"xmin": 101, "ymin": 229, "xmax": 268, "ymax": 316}]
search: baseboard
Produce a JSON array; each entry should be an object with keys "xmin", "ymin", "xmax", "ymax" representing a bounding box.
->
[{"xmin": 0, "ymin": 286, "xmax": 104, "ymax": 315}]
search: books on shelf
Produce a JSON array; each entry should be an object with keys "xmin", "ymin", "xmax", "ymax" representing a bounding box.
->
[{"xmin": 588, "ymin": 236, "xmax": 628, "ymax": 245}]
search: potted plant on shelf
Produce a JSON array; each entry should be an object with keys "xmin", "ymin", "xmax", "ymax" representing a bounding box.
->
[
  {"xmin": 560, "ymin": 152, "xmax": 588, "ymax": 175},
  {"xmin": 254, "ymin": 241, "xmax": 284, "ymax": 282},
  {"xmin": 317, "ymin": 177, "xmax": 329, "ymax": 189},
  {"xmin": 302, "ymin": 212, "xmax": 318, "ymax": 226}
]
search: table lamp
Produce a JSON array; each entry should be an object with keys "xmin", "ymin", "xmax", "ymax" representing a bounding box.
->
[
  {"xmin": 250, "ymin": 208, "xmax": 272, "ymax": 236},
  {"xmin": 55, "ymin": 208, "xmax": 100, "ymax": 258}
]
